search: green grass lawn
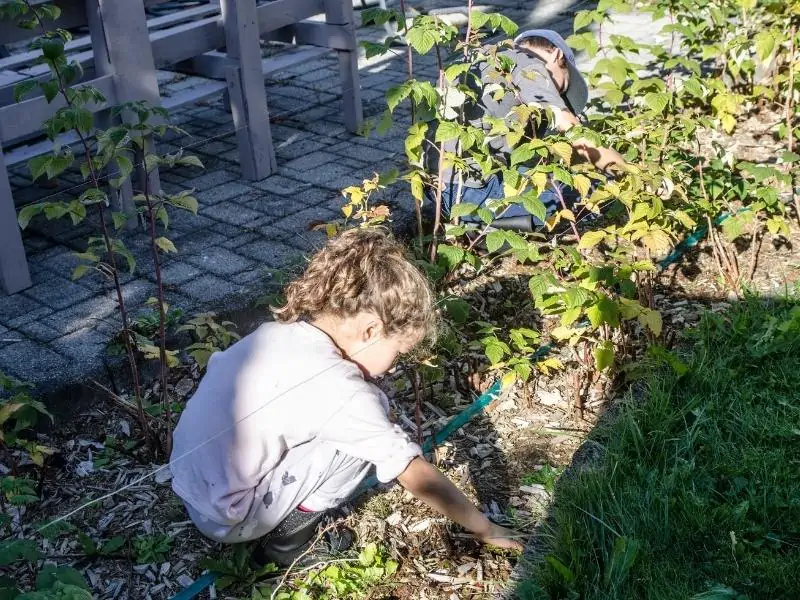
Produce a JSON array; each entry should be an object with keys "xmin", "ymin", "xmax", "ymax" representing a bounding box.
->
[{"xmin": 521, "ymin": 296, "xmax": 800, "ymax": 600}]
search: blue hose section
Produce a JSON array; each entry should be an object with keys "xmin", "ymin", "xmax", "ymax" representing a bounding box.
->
[{"xmin": 169, "ymin": 210, "xmax": 733, "ymax": 599}]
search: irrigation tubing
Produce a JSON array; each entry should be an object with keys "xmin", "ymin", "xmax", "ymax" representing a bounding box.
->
[{"xmin": 167, "ymin": 209, "xmax": 742, "ymax": 599}]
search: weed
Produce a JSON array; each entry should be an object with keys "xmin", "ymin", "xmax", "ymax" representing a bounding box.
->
[
  {"xmin": 132, "ymin": 533, "xmax": 172, "ymax": 564},
  {"xmin": 522, "ymin": 464, "xmax": 565, "ymax": 495}
]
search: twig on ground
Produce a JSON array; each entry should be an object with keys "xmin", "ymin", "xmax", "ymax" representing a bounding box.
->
[{"xmin": 269, "ymin": 523, "xmax": 338, "ymax": 600}]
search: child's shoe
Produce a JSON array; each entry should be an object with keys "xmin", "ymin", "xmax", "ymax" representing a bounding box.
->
[{"xmin": 251, "ymin": 508, "xmax": 354, "ymax": 569}]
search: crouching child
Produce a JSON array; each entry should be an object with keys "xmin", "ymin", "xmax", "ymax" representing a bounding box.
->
[{"xmin": 169, "ymin": 228, "xmax": 523, "ymax": 566}]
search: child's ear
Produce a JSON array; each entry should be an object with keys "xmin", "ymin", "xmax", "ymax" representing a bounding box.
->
[{"xmin": 363, "ymin": 319, "xmax": 384, "ymax": 343}]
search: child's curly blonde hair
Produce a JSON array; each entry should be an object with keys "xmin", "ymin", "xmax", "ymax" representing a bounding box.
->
[{"xmin": 272, "ymin": 228, "xmax": 437, "ymax": 340}]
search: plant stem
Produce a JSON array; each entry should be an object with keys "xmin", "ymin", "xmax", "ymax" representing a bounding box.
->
[
  {"xmin": 552, "ymin": 181, "xmax": 581, "ymax": 242},
  {"xmin": 786, "ymin": 25, "xmax": 799, "ymax": 226},
  {"xmin": 397, "ymin": 0, "xmax": 421, "ymax": 248},
  {"xmin": 25, "ymin": 1, "xmax": 151, "ymax": 450},
  {"xmin": 142, "ymin": 166, "xmax": 171, "ymax": 458},
  {"xmin": 430, "ymin": 42, "xmax": 446, "ymax": 262}
]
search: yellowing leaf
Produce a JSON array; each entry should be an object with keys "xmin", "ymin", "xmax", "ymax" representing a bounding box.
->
[
  {"xmin": 155, "ymin": 236, "xmax": 177, "ymax": 253},
  {"xmin": 578, "ymin": 230, "xmax": 605, "ymax": 250},
  {"xmin": 638, "ymin": 308, "xmax": 662, "ymax": 336},
  {"xmin": 550, "ymin": 141, "xmax": 573, "ymax": 165},
  {"xmin": 501, "ymin": 371, "xmax": 517, "ymax": 390}
]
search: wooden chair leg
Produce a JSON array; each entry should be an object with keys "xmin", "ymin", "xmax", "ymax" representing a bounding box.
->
[
  {"xmin": 0, "ymin": 146, "xmax": 32, "ymax": 295},
  {"xmin": 324, "ymin": 0, "xmax": 363, "ymax": 133},
  {"xmin": 221, "ymin": 0, "xmax": 276, "ymax": 180}
]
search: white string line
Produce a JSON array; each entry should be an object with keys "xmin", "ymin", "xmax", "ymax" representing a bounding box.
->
[{"xmin": 4, "ymin": 330, "xmax": 388, "ymax": 545}]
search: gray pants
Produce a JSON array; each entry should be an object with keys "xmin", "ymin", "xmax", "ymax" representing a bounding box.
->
[{"xmin": 186, "ymin": 440, "xmax": 371, "ymax": 543}]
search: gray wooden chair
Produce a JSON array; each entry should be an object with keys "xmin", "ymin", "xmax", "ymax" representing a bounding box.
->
[{"xmin": 0, "ymin": 0, "xmax": 160, "ymax": 295}]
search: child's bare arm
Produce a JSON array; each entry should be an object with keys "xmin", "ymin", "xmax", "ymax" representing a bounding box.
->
[{"xmin": 397, "ymin": 456, "xmax": 524, "ymax": 551}]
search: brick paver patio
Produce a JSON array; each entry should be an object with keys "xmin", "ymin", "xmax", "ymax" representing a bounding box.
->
[{"xmin": 0, "ymin": 0, "xmax": 588, "ymax": 392}]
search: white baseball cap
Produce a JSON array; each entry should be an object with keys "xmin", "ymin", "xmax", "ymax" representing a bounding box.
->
[{"xmin": 513, "ymin": 29, "xmax": 589, "ymax": 114}]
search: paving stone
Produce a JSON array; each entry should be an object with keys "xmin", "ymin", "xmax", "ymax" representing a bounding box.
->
[
  {"xmin": 0, "ymin": 294, "xmax": 46, "ymax": 326},
  {"xmin": 203, "ymin": 202, "xmax": 264, "ymax": 226},
  {"xmin": 222, "ymin": 232, "xmax": 262, "ymax": 250},
  {"xmin": 285, "ymin": 163, "xmax": 358, "ymax": 191},
  {"xmin": 194, "ymin": 136, "xmax": 234, "ymax": 153},
  {"xmin": 12, "ymin": 321, "xmax": 62, "ymax": 343},
  {"xmin": 284, "ymin": 151, "xmax": 340, "ymax": 172},
  {"xmin": 180, "ymin": 274, "xmax": 239, "ymax": 302},
  {"xmin": 275, "ymin": 138, "xmax": 329, "ymax": 161},
  {"xmin": 329, "ymin": 141, "xmax": 395, "ymax": 162},
  {"xmin": 169, "ymin": 211, "xmax": 216, "ymax": 232},
  {"xmin": 252, "ymin": 175, "xmax": 309, "ymax": 196},
  {"xmin": 172, "ymin": 231, "xmax": 226, "ymax": 255},
  {"xmin": 186, "ymin": 247, "xmax": 254, "ymax": 276},
  {"xmin": 270, "ymin": 206, "xmax": 340, "ymax": 240},
  {"xmin": 0, "ymin": 340, "xmax": 69, "ymax": 382},
  {"xmin": 158, "ymin": 262, "xmax": 203, "ymax": 286},
  {"xmin": 51, "ymin": 327, "xmax": 109, "ymax": 362},
  {"xmin": 21, "ymin": 277, "xmax": 96, "ymax": 311},
  {"xmin": 195, "ymin": 182, "xmax": 254, "ymax": 206},
  {"xmin": 231, "ymin": 268, "xmax": 272, "ymax": 285},
  {"xmin": 299, "ymin": 119, "xmax": 347, "ymax": 138},
  {"xmin": 237, "ymin": 240, "xmax": 303, "ymax": 268},
  {"xmin": 267, "ymin": 125, "xmax": 313, "ymax": 143},
  {"xmin": 183, "ymin": 169, "xmax": 238, "ymax": 190}
]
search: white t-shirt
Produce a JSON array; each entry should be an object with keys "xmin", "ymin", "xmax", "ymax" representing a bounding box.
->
[{"xmin": 169, "ymin": 321, "xmax": 421, "ymax": 526}]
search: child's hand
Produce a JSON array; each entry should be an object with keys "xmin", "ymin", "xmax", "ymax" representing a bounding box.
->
[{"xmin": 478, "ymin": 523, "xmax": 525, "ymax": 552}]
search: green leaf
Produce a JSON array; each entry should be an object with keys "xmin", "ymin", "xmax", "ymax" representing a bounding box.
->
[
  {"xmin": 155, "ymin": 237, "xmax": 177, "ymax": 253},
  {"xmin": 485, "ymin": 341, "xmax": 505, "ymax": 365},
  {"xmin": 545, "ymin": 555, "xmax": 576, "ymax": 583},
  {"xmin": 100, "ymin": 536, "xmax": 126, "ymax": 555},
  {"xmin": 167, "ymin": 192, "xmax": 199, "ymax": 215},
  {"xmin": 177, "ymin": 155, "xmax": 204, "ymax": 169},
  {"xmin": 79, "ymin": 188, "xmax": 107, "ymax": 206},
  {"xmin": 644, "ymin": 92, "xmax": 670, "ymax": 114},
  {"xmin": 406, "ymin": 25, "xmax": 437, "ymax": 55},
  {"xmin": 45, "ymin": 154, "xmax": 73, "ymax": 180},
  {"xmin": 0, "ymin": 539, "xmax": 41, "ymax": 567},
  {"xmin": 437, "ymin": 244, "xmax": 464, "ymax": 271},
  {"xmin": 564, "ymin": 286, "xmax": 592, "ymax": 309},
  {"xmin": 449, "ymin": 202, "xmax": 478, "ymax": 219},
  {"xmin": 386, "ymin": 83, "xmax": 411, "ymax": 112},
  {"xmin": 40, "ymin": 80, "xmax": 59, "ymax": 103},
  {"xmin": 18, "ymin": 204, "xmax": 44, "ymax": 229},
  {"xmin": 443, "ymin": 298, "xmax": 470, "ymax": 324},
  {"xmin": 28, "ymin": 155, "xmax": 51, "ymax": 181},
  {"xmin": 593, "ymin": 340, "xmax": 615, "ymax": 371},
  {"xmin": 72, "ymin": 264, "xmax": 92, "ymax": 281},
  {"xmin": 36, "ymin": 566, "xmax": 89, "ymax": 592},
  {"xmin": 638, "ymin": 308, "xmax": 662, "ymax": 336},
  {"xmin": 111, "ymin": 211, "xmax": 130, "ymax": 230},
  {"xmin": 528, "ymin": 274, "xmax": 549, "ymax": 299},
  {"xmin": 753, "ymin": 31, "xmax": 775, "ymax": 63},
  {"xmin": 586, "ymin": 295, "xmax": 620, "ymax": 329},
  {"xmin": 14, "ymin": 80, "xmax": 38, "ymax": 103},
  {"xmin": 510, "ymin": 144, "xmax": 536, "ymax": 167},
  {"xmin": 445, "ymin": 62, "xmax": 471, "ymax": 82},
  {"xmin": 522, "ymin": 194, "xmax": 547, "ymax": 223},
  {"xmin": 486, "ymin": 230, "xmax": 506, "ymax": 253},
  {"xmin": 435, "ymin": 121, "xmax": 461, "ymax": 143},
  {"xmin": 550, "ymin": 141, "xmax": 573, "ymax": 165}
]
